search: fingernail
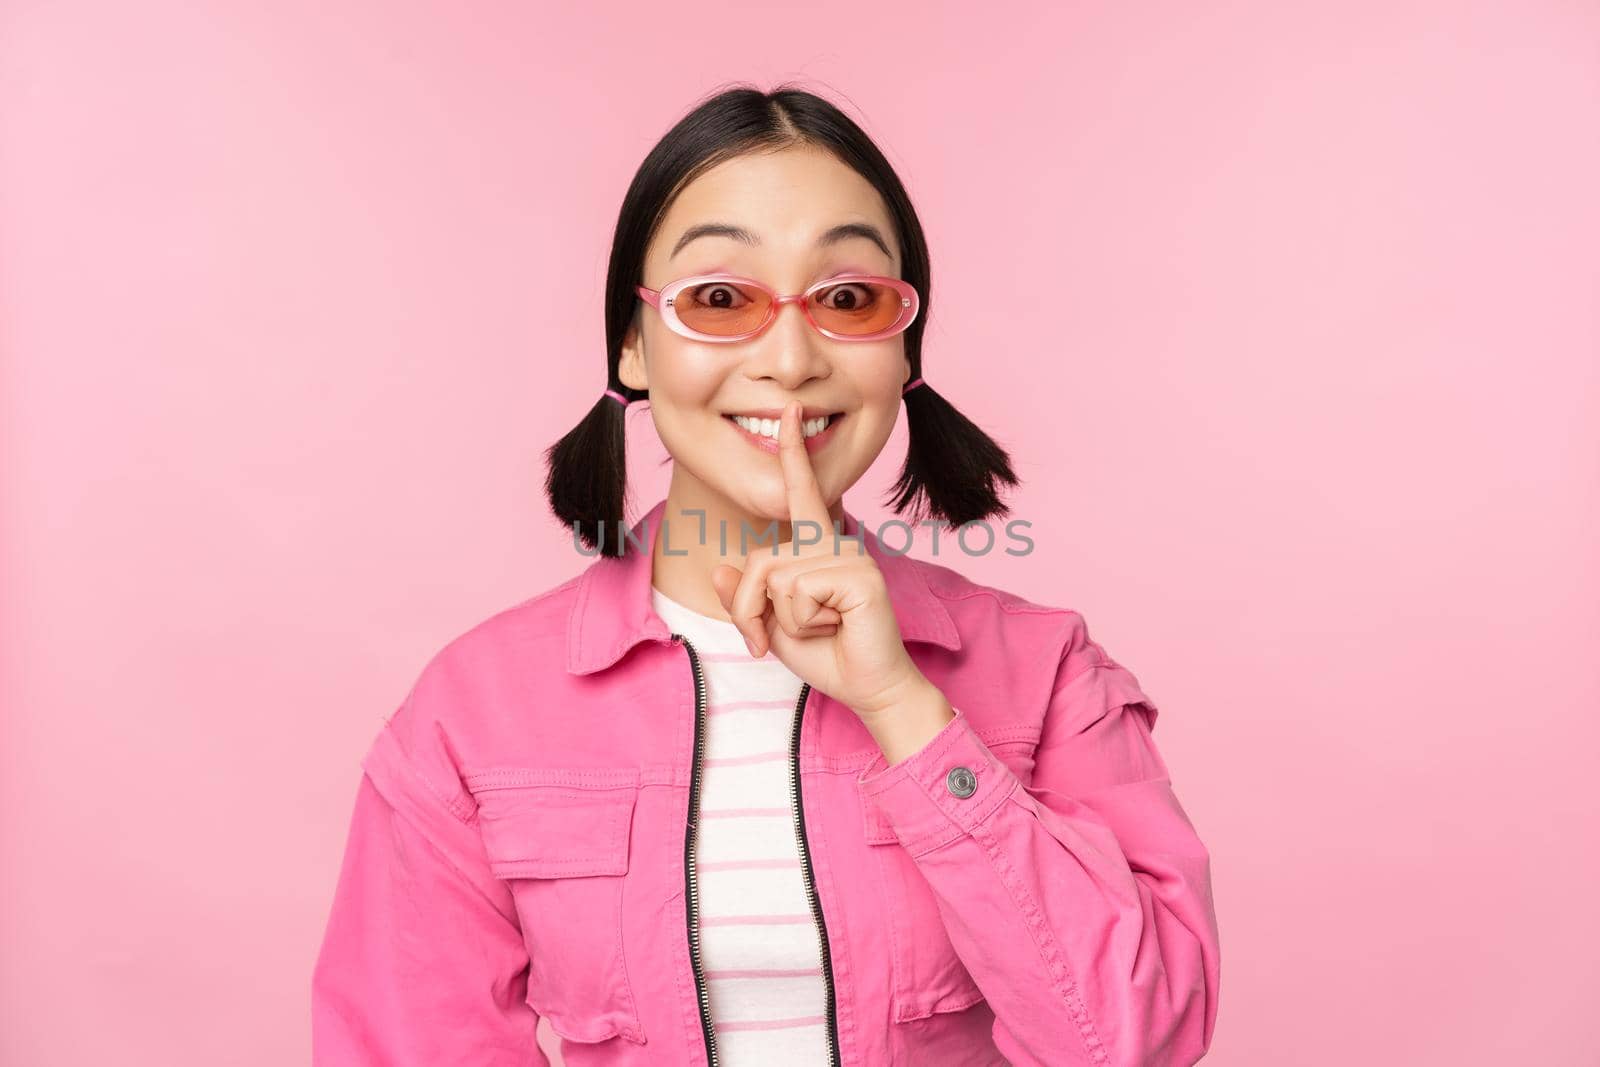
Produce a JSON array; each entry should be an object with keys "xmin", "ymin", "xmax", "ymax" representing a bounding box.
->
[{"xmin": 745, "ymin": 637, "xmax": 758, "ymax": 657}]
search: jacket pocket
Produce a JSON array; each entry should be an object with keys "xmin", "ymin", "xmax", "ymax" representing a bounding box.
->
[{"xmin": 469, "ymin": 773, "xmax": 646, "ymax": 1045}]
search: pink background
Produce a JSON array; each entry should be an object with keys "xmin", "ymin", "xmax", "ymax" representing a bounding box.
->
[{"xmin": 3, "ymin": 3, "xmax": 1597, "ymax": 1064}]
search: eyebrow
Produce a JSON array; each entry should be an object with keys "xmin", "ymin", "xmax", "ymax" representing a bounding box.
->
[{"xmin": 669, "ymin": 221, "xmax": 894, "ymax": 262}]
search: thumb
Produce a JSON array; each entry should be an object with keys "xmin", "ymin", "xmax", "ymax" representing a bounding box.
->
[{"xmin": 710, "ymin": 563, "xmax": 742, "ymax": 614}]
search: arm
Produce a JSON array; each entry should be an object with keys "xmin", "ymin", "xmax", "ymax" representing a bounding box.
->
[
  {"xmin": 312, "ymin": 704, "xmax": 549, "ymax": 1066},
  {"xmin": 857, "ymin": 632, "xmax": 1221, "ymax": 1067}
]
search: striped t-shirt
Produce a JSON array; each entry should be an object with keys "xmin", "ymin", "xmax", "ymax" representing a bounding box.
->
[{"xmin": 650, "ymin": 585, "xmax": 831, "ymax": 1064}]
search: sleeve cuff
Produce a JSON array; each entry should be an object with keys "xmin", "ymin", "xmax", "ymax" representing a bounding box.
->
[{"xmin": 855, "ymin": 705, "xmax": 1021, "ymax": 855}]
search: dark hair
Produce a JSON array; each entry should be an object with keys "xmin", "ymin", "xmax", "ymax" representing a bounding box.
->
[{"xmin": 544, "ymin": 82, "xmax": 1018, "ymax": 556}]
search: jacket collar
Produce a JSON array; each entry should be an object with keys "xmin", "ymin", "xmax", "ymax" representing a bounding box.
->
[{"xmin": 566, "ymin": 496, "xmax": 961, "ymax": 675}]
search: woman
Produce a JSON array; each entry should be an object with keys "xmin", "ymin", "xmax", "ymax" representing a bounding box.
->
[{"xmin": 313, "ymin": 84, "xmax": 1221, "ymax": 1067}]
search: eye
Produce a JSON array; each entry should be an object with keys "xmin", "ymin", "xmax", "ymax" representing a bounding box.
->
[
  {"xmin": 812, "ymin": 281, "xmax": 880, "ymax": 313},
  {"xmin": 684, "ymin": 282, "xmax": 756, "ymax": 310}
]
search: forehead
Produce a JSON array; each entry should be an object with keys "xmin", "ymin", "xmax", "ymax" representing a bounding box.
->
[{"xmin": 652, "ymin": 146, "xmax": 898, "ymax": 269}]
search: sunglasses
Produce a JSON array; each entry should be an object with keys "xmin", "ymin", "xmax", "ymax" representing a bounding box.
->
[{"xmin": 635, "ymin": 272, "xmax": 920, "ymax": 343}]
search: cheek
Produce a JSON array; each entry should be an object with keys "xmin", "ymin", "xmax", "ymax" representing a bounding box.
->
[
  {"xmin": 853, "ymin": 349, "xmax": 912, "ymax": 412},
  {"xmin": 642, "ymin": 348, "xmax": 739, "ymax": 470},
  {"xmin": 845, "ymin": 406, "xmax": 903, "ymax": 458},
  {"xmin": 648, "ymin": 345, "xmax": 726, "ymax": 406},
  {"xmin": 840, "ymin": 360, "xmax": 907, "ymax": 430}
]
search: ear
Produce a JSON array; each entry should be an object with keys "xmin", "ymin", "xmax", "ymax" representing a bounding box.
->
[{"xmin": 618, "ymin": 317, "xmax": 648, "ymax": 392}]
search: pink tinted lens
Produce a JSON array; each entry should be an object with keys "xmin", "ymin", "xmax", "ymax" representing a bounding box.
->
[
  {"xmin": 807, "ymin": 279, "xmax": 908, "ymax": 336},
  {"xmin": 673, "ymin": 280, "xmax": 772, "ymax": 336}
]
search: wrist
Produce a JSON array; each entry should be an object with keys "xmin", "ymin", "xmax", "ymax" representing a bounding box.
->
[{"xmin": 859, "ymin": 677, "xmax": 956, "ymax": 767}]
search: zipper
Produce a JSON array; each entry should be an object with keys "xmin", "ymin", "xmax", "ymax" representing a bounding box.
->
[
  {"xmin": 676, "ymin": 633, "xmax": 720, "ymax": 1066},
  {"xmin": 675, "ymin": 634, "xmax": 840, "ymax": 1067},
  {"xmin": 789, "ymin": 680, "xmax": 842, "ymax": 1067}
]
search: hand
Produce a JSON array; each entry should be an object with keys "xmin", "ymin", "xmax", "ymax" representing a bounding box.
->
[{"xmin": 710, "ymin": 400, "xmax": 930, "ymax": 720}]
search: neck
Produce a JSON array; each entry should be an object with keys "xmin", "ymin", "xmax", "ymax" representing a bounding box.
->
[{"xmin": 651, "ymin": 475, "xmax": 846, "ymax": 623}]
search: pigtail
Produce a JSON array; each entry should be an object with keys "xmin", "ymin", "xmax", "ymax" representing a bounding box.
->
[
  {"xmin": 543, "ymin": 385, "xmax": 635, "ymax": 557},
  {"xmin": 888, "ymin": 381, "xmax": 1019, "ymax": 527}
]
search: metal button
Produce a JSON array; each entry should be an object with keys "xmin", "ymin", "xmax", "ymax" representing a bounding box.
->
[{"xmin": 945, "ymin": 766, "xmax": 977, "ymax": 798}]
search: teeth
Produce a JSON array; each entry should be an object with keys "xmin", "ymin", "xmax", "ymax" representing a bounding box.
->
[{"xmin": 732, "ymin": 414, "xmax": 834, "ymax": 439}]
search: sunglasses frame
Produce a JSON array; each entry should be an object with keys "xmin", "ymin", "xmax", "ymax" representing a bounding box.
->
[{"xmin": 635, "ymin": 272, "xmax": 920, "ymax": 344}]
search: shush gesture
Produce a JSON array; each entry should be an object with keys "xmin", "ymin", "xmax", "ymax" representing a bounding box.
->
[{"xmin": 710, "ymin": 400, "xmax": 929, "ymax": 721}]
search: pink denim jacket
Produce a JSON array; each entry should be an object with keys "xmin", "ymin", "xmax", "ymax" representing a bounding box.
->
[{"xmin": 312, "ymin": 497, "xmax": 1221, "ymax": 1066}]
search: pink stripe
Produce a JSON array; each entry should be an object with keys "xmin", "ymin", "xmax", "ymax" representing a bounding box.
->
[
  {"xmin": 704, "ymin": 750, "xmax": 787, "ymax": 767},
  {"xmin": 709, "ymin": 699, "xmax": 796, "ymax": 715},
  {"xmin": 718, "ymin": 1015, "xmax": 827, "ymax": 1032},
  {"xmin": 700, "ymin": 913, "xmax": 814, "ymax": 926},
  {"xmin": 696, "ymin": 650, "xmax": 777, "ymax": 663},
  {"xmin": 698, "ymin": 858, "xmax": 800, "ymax": 872},
  {"xmin": 701, "ymin": 807, "xmax": 790, "ymax": 819},
  {"xmin": 704, "ymin": 966, "xmax": 822, "ymax": 980}
]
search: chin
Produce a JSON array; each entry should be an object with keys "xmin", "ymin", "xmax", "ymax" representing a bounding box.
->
[
  {"xmin": 745, "ymin": 491, "xmax": 793, "ymax": 524},
  {"xmin": 730, "ymin": 487, "xmax": 803, "ymax": 526}
]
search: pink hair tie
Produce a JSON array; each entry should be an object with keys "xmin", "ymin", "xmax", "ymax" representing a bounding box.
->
[
  {"xmin": 902, "ymin": 377, "xmax": 926, "ymax": 396},
  {"xmin": 604, "ymin": 388, "xmax": 630, "ymax": 406}
]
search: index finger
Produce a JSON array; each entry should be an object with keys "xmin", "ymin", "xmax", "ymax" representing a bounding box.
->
[{"xmin": 777, "ymin": 400, "xmax": 833, "ymax": 546}]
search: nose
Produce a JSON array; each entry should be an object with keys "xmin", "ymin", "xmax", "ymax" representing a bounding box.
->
[{"xmin": 746, "ymin": 294, "xmax": 831, "ymax": 387}]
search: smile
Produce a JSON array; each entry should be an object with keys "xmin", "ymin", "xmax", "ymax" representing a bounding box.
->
[{"xmin": 722, "ymin": 410, "xmax": 844, "ymax": 455}]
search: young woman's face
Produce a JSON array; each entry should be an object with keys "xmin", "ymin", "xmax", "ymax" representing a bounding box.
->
[{"xmin": 619, "ymin": 145, "xmax": 913, "ymax": 527}]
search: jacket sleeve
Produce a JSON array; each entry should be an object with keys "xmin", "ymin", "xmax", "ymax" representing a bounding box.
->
[
  {"xmin": 857, "ymin": 622, "xmax": 1221, "ymax": 1067},
  {"xmin": 312, "ymin": 694, "xmax": 550, "ymax": 1066}
]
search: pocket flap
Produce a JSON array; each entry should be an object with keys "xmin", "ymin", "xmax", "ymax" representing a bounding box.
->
[{"xmin": 474, "ymin": 784, "xmax": 637, "ymax": 879}]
